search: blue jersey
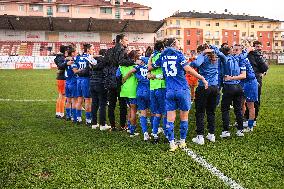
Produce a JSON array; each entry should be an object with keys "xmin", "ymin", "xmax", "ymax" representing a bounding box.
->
[
  {"xmin": 242, "ymin": 58, "xmax": 256, "ymax": 83},
  {"xmin": 134, "ymin": 63, "xmax": 149, "ymax": 91},
  {"xmin": 153, "ymin": 47, "xmax": 189, "ymax": 90},
  {"xmin": 222, "ymin": 51, "xmax": 247, "ymax": 85},
  {"xmin": 73, "ymin": 53, "xmax": 94, "ymax": 78},
  {"xmin": 65, "ymin": 58, "xmax": 76, "ymax": 83}
]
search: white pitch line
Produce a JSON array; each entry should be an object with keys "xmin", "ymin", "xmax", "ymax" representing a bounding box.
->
[
  {"xmin": 183, "ymin": 148, "xmax": 245, "ymax": 189},
  {"xmin": 0, "ymin": 98, "xmax": 56, "ymax": 102}
]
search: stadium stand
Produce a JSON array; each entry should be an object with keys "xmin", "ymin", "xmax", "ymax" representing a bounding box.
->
[{"xmin": 0, "ymin": 15, "xmax": 163, "ymax": 56}]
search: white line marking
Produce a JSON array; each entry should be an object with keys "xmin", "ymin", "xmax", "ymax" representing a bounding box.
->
[
  {"xmin": 0, "ymin": 98, "xmax": 55, "ymax": 102},
  {"xmin": 183, "ymin": 148, "xmax": 245, "ymax": 189}
]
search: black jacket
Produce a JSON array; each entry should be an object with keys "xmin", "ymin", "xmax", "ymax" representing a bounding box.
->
[
  {"xmin": 106, "ymin": 44, "xmax": 134, "ymax": 67},
  {"xmin": 248, "ymin": 50, "xmax": 269, "ymax": 77},
  {"xmin": 54, "ymin": 54, "xmax": 66, "ymax": 80},
  {"xmin": 90, "ymin": 56, "xmax": 107, "ymax": 87}
]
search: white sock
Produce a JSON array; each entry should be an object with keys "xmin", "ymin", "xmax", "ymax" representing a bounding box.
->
[
  {"xmin": 86, "ymin": 119, "xmax": 91, "ymax": 124},
  {"xmin": 169, "ymin": 140, "xmax": 175, "ymax": 146},
  {"xmin": 60, "ymin": 113, "xmax": 64, "ymax": 117},
  {"xmin": 56, "ymin": 112, "xmax": 60, "ymax": 116},
  {"xmin": 180, "ymin": 139, "xmax": 185, "ymax": 143},
  {"xmin": 77, "ymin": 117, "xmax": 82, "ymax": 122}
]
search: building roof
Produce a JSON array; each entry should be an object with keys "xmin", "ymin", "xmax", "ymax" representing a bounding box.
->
[
  {"xmin": 170, "ymin": 11, "xmax": 281, "ymax": 22},
  {"xmin": 0, "ymin": 0, "xmax": 151, "ymax": 9},
  {"xmin": 0, "ymin": 15, "xmax": 163, "ymax": 33}
]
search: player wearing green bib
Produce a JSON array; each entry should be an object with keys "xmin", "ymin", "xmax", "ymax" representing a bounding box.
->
[{"xmin": 117, "ymin": 50, "xmax": 138, "ymax": 137}]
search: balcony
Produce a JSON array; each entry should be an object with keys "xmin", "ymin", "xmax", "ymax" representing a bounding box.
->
[
  {"xmin": 165, "ymin": 24, "xmax": 182, "ymax": 29},
  {"xmin": 273, "ymin": 37, "xmax": 284, "ymax": 41}
]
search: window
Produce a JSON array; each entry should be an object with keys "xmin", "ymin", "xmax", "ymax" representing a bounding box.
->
[
  {"xmin": 275, "ymin": 42, "xmax": 279, "ymax": 47},
  {"xmin": 176, "ymin": 30, "xmax": 180, "ymax": 36},
  {"xmin": 267, "ymin": 24, "xmax": 271, "ymax": 28},
  {"xmin": 250, "ymin": 32, "xmax": 254, "ymax": 37},
  {"xmin": 187, "ymin": 30, "xmax": 190, "ymax": 36},
  {"xmin": 251, "ymin": 23, "xmax": 254, "ymax": 28},
  {"xmin": 176, "ymin": 20, "xmax": 180, "ymax": 25},
  {"xmin": 225, "ymin": 31, "xmax": 228, "ymax": 36},
  {"xmin": 0, "ymin": 4, "xmax": 5, "ymax": 11},
  {"xmin": 215, "ymin": 41, "xmax": 220, "ymax": 46},
  {"xmin": 233, "ymin": 22, "xmax": 237, "ymax": 27},
  {"xmin": 30, "ymin": 4, "xmax": 43, "ymax": 12},
  {"xmin": 243, "ymin": 23, "xmax": 246, "ymax": 28},
  {"xmin": 267, "ymin": 42, "xmax": 270, "ymax": 47},
  {"xmin": 268, "ymin": 33, "xmax": 270, "ymax": 38},
  {"xmin": 197, "ymin": 30, "xmax": 201, "ymax": 36},
  {"xmin": 206, "ymin": 40, "xmax": 210, "ymax": 44},
  {"xmin": 75, "ymin": 7, "xmax": 79, "ymax": 14},
  {"xmin": 124, "ymin": 9, "xmax": 135, "ymax": 15},
  {"xmin": 242, "ymin": 32, "xmax": 246, "ymax": 37},
  {"xmin": 186, "ymin": 40, "xmax": 190, "ymax": 45},
  {"xmin": 206, "ymin": 21, "xmax": 210, "ymax": 27},
  {"xmin": 140, "ymin": 10, "xmax": 144, "ymax": 16},
  {"xmin": 233, "ymin": 32, "xmax": 237, "ymax": 36},
  {"xmin": 215, "ymin": 22, "xmax": 219, "ymax": 26},
  {"xmin": 205, "ymin": 31, "xmax": 210, "ymax": 36},
  {"xmin": 100, "ymin": 7, "xmax": 112, "ymax": 14},
  {"xmin": 57, "ymin": 5, "xmax": 69, "ymax": 13},
  {"xmin": 197, "ymin": 40, "xmax": 200, "ymax": 45},
  {"xmin": 18, "ymin": 5, "xmax": 24, "ymax": 12},
  {"xmin": 259, "ymin": 24, "xmax": 263, "ymax": 28},
  {"xmin": 259, "ymin": 32, "xmax": 262, "ymax": 38},
  {"xmin": 47, "ymin": 6, "xmax": 53, "ymax": 16},
  {"xmin": 196, "ymin": 21, "xmax": 200, "ymax": 26},
  {"xmin": 187, "ymin": 20, "xmax": 191, "ymax": 26},
  {"xmin": 215, "ymin": 31, "xmax": 219, "ymax": 37}
]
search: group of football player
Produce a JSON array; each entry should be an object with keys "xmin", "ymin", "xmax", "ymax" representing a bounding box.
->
[{"xmin": 54, "ymin": 34, "xmax": 268, "ymax": 152}]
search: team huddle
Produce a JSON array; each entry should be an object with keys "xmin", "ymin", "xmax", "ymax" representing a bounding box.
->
[{"xmin": 54, "ymin": 34, "xmax": 268, "ymax": 152}]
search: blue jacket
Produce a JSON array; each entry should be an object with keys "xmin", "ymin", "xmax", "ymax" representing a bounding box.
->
[
  {"xmin": 222, "ymin": 50, "xmax": 247, "ymax": 85},
  {"xmin": 190, "ymin": 45, "xmax": 226, "ymax": 87}
]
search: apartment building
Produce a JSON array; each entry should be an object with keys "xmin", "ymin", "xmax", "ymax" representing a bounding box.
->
[
  {"xmin": 0, "ymin": 0, "xmax": 150, "ymax": 20},
  {"xmin": 157, "ymin": 11, "xmax": 284, "ymax": 53}
]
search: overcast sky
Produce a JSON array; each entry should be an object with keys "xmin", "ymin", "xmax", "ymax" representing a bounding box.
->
[{"xmin": 134, "ymin": 0, "xmax": 283, "ymax": 22}]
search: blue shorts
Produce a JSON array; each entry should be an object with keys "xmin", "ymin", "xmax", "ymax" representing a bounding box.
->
[
  {"xmin": 243, "ymin": 79, "xmax": 258, "ymax": 102},
  {"xmin": 76, "ymin": 78, "xmax": 90, "ymax": 98},
  {"xmin": 150, "ymin": 88, "xmax": 166, "ymax": 115},
  {"xmin": 65, "ymin": 79, "xmax": 77, "ymax": 98},
  {"xmin": 127, "ymin": 98, "xmax": 137, "ymax": 105},
  {"xmin": 137, "ymin": 89, "xmax": 150, "ymax": 111},
  {"xmin": 166, "ymin": 88, "xmax": 191, "ymax": 111}
]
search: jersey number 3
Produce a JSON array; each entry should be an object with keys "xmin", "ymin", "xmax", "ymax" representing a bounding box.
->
[{"xmin": 163, "ymin": 61, "xmax": 177, "ymax": 77}]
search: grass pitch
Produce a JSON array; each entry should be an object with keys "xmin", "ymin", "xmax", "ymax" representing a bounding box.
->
[{"xmin": 0, "ymin": 66, "xmax": 283, "ymax": 188}]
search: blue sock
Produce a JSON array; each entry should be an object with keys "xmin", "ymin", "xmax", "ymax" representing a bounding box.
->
[
  {"xmin": 86, "ymin": 112, "xmax": 91, "ymax": 120},
  {"xmin": 150, "ymin": 116, "xmax": 154, "ymax": 130},
  {"xmin": 66, "ymin": 108, "xmax": 71, "ymax": 118},
  {"xmin": 140, "ymin": 116, "xmax": 148, "ymax": 134},
  {"xmin": 153, "ymin": 116, "xmax": 161, "ymax": 135},
  {"xmin": 163, "ymin": 117, "xmax": 168, "ymax": 137},
  {"xmin": 72, "ymin": 108, "xmax": 77, "ymax": 122},
  {"xmin": 166, "ymin": 121, "xmax": 175, "ymax": 141},
  {"xmin": 180, "ymin": 121, "xmax": 189, "ymax": 140},
  {"xmin": 248, "ymin": 119, "xmax": 254, "ymax": 129},
  {"xmin": 130, "ymin": 124, "xmax": 136, "ymax": 135},
  {"xmin": 127, "ymin": 120, "xmax": 131, "ymax": 128},
  {"xmin": 77, "ymin": 109, "xmax": 82, "ymax": 119}
]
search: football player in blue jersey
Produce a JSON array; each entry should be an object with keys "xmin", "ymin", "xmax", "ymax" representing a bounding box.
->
[
  {"xmin": 220, "ymin": 44, "xmax": 254, "ymax": 138},
  {"xmin": 72, "ymin": 44, "xmax": 95, "ymax": 126},
  {"xmin": 149, "ymin": 38, "xmax": 208, "ymax": 152},
  {"xmin": 122, "ymin": 56, "xmax": 151, "ymax": 141},
  {"xmin": 234, "ymin": 44, "xmax": 258, "ymax": 132},
  {"xmin": 64, "ymin": 46, "xmax": 78, "ymax": 122}
]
